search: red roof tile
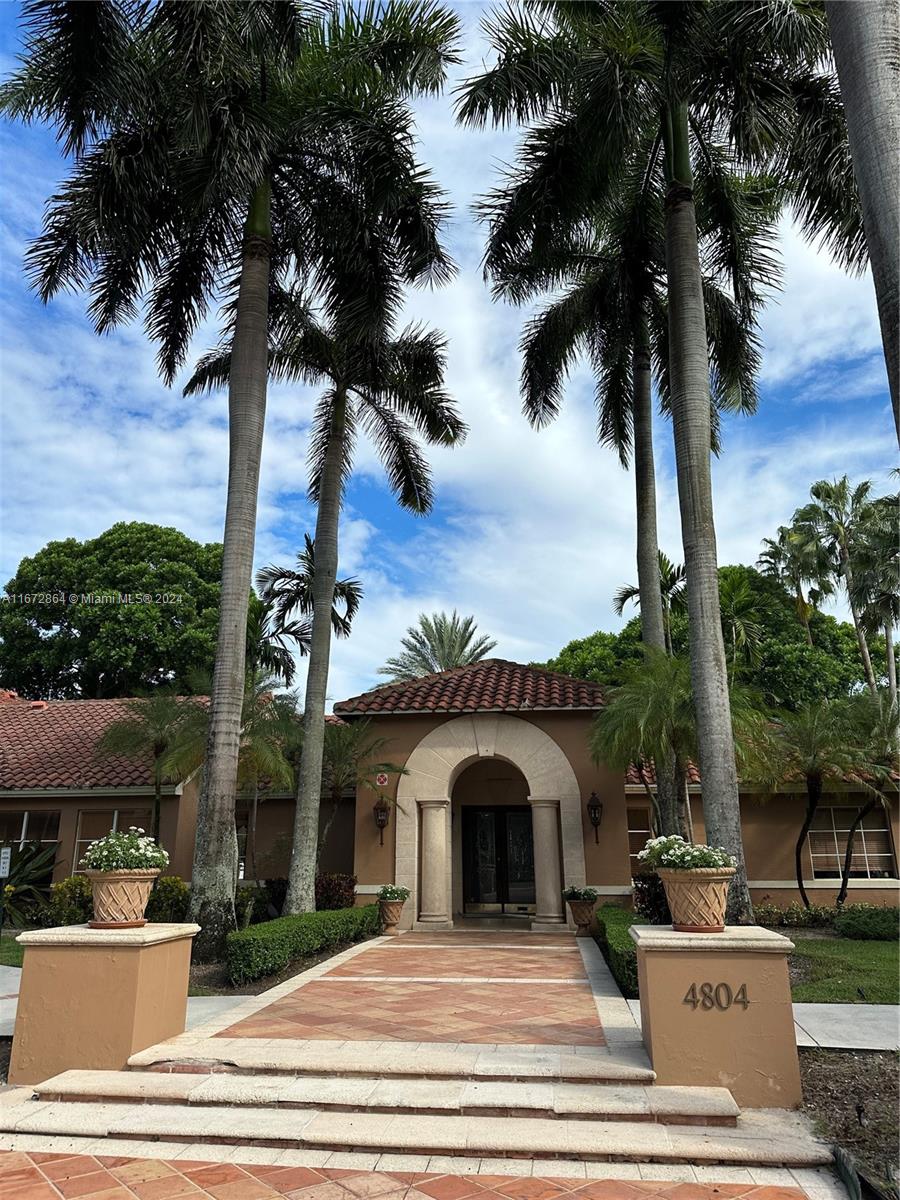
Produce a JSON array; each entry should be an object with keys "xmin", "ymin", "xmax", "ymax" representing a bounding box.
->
[
  {"xmin": 625, "ymin": 760, "xmax": 702, "ymax": 787},
  {"xmin": 333, "ymin": 659, "xmax": 607, "ymax": 717}
]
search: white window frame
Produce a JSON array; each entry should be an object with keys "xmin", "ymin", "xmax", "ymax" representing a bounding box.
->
[
  {"xmin": 1, "ymin": 810, "xmax": 61, "ymax": 850},
  {"xmin": 74, "ymin": 808, "xmax": 151, "ymax": 870},
  {"xmin": 808, "ymin": 805, "xmax": 897, "ymax": 880}
]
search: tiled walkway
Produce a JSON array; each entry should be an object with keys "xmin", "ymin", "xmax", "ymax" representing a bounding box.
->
[
  {"xmin": 0, "ymin": 1151, "xmax": 811, "ymax": 1200},
  {"xmin": 216, "ymin": 934, "xmax": 606, "ymax": 1046}
]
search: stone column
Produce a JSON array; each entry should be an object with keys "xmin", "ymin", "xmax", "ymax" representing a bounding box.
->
[
  {"xmin": 530, "ymin": 797, "xmax": 565, "ymax": 927},
  {"xmin": 416, "ymin": 798, "xmax": 453, "ymax": 928}
]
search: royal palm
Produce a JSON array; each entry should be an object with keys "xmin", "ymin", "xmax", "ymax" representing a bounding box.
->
[
  {"xmin": 4, "ymin": 0, "xmax": 460, "ymax": 953},
  {"xmin": 459, "ymin": 0, "xmax": 829, "ymax": 919},
  {"xmin": 187, "ymin": 291, "xmax": 466, "ymax": 912}
]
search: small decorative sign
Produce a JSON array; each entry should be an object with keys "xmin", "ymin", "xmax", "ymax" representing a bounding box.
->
[
  {"xmin": 683, "ymin": 982, "xmax": 749, "ymax": 1011},
  {"xmin": 0, "ymin": 847, "xmax": 11, "ymax": 879},
  {"xmin": 375, "ymin": 772, "xmax": 390, "ymax": 787}
]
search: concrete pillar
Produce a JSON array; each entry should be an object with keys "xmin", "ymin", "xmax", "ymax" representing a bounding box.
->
[
  {"xmin": 416, "ymin": 798, "xmax": 453, "ymax": 929},
  {"xmin": 530, "ymin": 797, "xmax": 565, "ymax": 927}
]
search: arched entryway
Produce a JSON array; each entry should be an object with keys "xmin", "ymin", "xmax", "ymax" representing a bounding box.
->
[{"xmin": 394, "ymin": 713, "xmax": 586, "ymax": 930}]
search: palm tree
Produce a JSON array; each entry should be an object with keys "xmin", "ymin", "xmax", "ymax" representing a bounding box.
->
[
  {"xmin": 458, "ymin": 1, "xmax": 827, "ymax": 921},
  {"xmin": 793, "ymin": 477, "xmax": 880, "ymax": 695},
  {"xmin": 754, "ymin": 700, "xmax": 871, "ymax": 909},
  {"xmin": 319, "ymin": 719, "xmax": 405, "ymax": 861},
  {"xmin": 757, "ymin": 526, "xmax": 834, "ymax": 647},
  {"xmin": 245, "ymin": 601, "xmax": 300, "ymax": 688},
  {"xmin": 3, "ymin": 0, "xmax": 461, "ymax": 957},
  {"xmin": 717, "ymin": 573, "xmax": 771, "ymax": 686},
  {"xmin": 850, "ymin": 494, "xmax": 899, "ymax": 707},
  {"xmin": 187, "ymin": 293, "xmax": 466, "ymax": 914},
  {"xmin": 379, "ymin": 611, "xmax": 496, "ymax": 681},
  {"xmin": 824, "ymin": 1, "xmax": 900, "ymax": 442},
  {"xmin": 95, "ymin": 692, "xmax": 195, "ymax": 841},
  {"xmin": 256, "ymin": 534, "xmax": 364, "ymax": 661},
  {"xmin": 589, "ymin": 651, "xmax": 768, "ymax": 857},
  {"xmin": 614, "ymin": 553, "xmax": 687, "ymax": 657}
]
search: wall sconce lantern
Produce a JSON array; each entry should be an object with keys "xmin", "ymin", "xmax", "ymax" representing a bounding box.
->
[
  {"xmin": 586, "ymin": 792, "xmax": 603, "ymax": 843},
  {"xmin": 373, "ymin": 796, "xmax": 391, "ymax": 846}
]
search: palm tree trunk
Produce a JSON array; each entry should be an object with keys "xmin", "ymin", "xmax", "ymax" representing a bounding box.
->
[
  {"xmin": 836, "ymin": 797, "xmax": 878, "ymax": 908},
  {"xmin": 661, "ymin": 102, "xmax": 752, "ymax": 923},
  {"xmin": 317, "ymin": 785, "xmax": 344, "ymax": 861},
  {"xmin": 841, "ymin": 546, "xmax": 879, "ymax": 695},
  {"xmin": 797, "ymin": 588, "xmax": 814, "ymax": 647},
  {"xmin": 284, "ymin": 390, "xmax": 346, "ymax": 914},
  {"xmin": 633, "ymin": 316, "xmax": 681, "ymax": 837},
  {"xmin": 885, "ymin": 622, "xmax": 897, "ymax": 708},
  {"xmin": 795, "ymin": 776, "xmax": 821, "ymax": 911},
  {"xmin": 826, "ymin": 0, "xmax": 900, "ymax": 443},
  {"xmin": 189, "ymin": 180, "xmax": 272, "ymax": 960}
]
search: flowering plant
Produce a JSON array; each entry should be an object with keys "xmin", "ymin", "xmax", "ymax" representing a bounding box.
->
[
  {"xmin": 637, "ymin": 835, "xmax": 735, "ymax": 871},
  {"xmin": 79, "ymin": 827, "xmax": 169, "ymax": 871},
  {"xmin": 378, "ymin": 884, "xmax": 410, "ymax": 901},
  {"xmin": 563, "ymin": 886, "xmax": 599, "ymax": 902}
]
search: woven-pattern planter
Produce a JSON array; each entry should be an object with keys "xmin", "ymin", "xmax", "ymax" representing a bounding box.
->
[
  {"xmin": 567, "ymin": 899, "xmax": 597, "ymax": 937},
  {"xmin": 657, "ymin": 866, "xmax": 735, "ymax": 932},
  {"xmin": 86, "ymin": 869, "xmax": 160, "ymax": 928},
  {"xmin": 379, "ymin": 898, "xmax": 405, "ymax": 936}
]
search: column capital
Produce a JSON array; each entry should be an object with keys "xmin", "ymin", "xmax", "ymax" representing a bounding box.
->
[
  {"xmin": 417, "ymin": 797, "xmax": 451, "ymax": 809},
  {"xmin": 528, "ymin": 796, "xmax": 560, "ymax": 809}
]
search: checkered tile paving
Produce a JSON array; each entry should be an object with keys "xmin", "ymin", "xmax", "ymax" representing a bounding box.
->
[
  {"xmin": 326, "ymin": 948, "xmax": 586, "ymax": 979},
  {"xmin": 0, "ymin": 1152, "xmax": 811, "ymax": 1200},
  {"xmin": 216, "ymin": 979, "xmax": 605, "ymax": 1044}
]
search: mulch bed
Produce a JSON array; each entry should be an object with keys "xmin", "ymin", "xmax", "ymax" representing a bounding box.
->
[{"xmin": 800, "ymin": 1048, "xmax": 899, "ymax": 1193}]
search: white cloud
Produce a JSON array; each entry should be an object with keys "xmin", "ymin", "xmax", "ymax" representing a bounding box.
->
[{"xmin": 1, "ymin": 11, "xmax": 894, "ymax": 712}]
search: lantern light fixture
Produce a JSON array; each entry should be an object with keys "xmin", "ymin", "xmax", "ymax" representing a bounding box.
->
[
  {"xmin": 373, "ymin": 796, "xmax": 391, "ymax": 845},
  {"xmin": 586, "ymin": 792, "xmax": 603, "ymax": 843}
]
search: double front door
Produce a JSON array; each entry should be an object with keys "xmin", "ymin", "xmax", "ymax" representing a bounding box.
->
[{"xmin": 462, "ymin": 805, "xmax": 536, "ymax": 915}]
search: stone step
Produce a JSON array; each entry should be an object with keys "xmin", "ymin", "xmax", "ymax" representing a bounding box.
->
[
  {"xmin": 0, "ymin": 1098, "xmax": 830, "ymax": 1166},
  {"xmin": 33, "ymin": 1070, "xmax": 740, "ymax": 1125},
  {"xmin": 128, "ymin": 1036, "xmax": 657, "ymax": 1084}
]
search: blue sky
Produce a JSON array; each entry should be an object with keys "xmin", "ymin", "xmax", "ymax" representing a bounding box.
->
[{"xmin": 0, "ymin": 2, "xmax": 894, "ymax": 707}]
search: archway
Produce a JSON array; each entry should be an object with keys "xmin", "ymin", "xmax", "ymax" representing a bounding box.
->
[{"xmin": 394, "ymin": 713, "xmax": 585, "ymax": 930}]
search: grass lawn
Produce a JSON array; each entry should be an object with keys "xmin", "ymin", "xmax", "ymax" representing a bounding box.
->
[
  {"xmin": 0, "ymin": 936, "xmax": 24, "ymax": 968},
  {"xmin": 791, "ymin": 937, "xmax": 898, "ymax": 1004}
]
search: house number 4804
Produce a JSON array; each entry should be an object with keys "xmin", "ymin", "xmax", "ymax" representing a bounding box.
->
[{"xmin": 683, "ymin": 982, "xmax": 749, "ymax": 1011}]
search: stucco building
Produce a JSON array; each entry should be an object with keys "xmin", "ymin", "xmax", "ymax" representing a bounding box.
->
[{"xmin": 0, "ymin": 663, "xmax": 897, "ymax": 922}]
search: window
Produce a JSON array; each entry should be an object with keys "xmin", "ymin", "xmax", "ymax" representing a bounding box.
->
[
  {"xmin": 627, "ymin": 806, "xmax": 654, "ymax": 868},
  {"xmin": 808, "ymin": 806, "xmax": 897, "ymax": 879},
  {"xmin": 74, "ymin": 809, "xmax": 151, "ymax": 869},
  {"xmin": 0, "ymin": 810, "xmax": 60, "ymax": 849}
]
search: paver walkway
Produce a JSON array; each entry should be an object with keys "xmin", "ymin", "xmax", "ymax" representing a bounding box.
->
[
  {"xmin": 0, "ymin": 1149, "xmax": 816, "ymax": 1200},
  {"xmin": 217, "ymin": 934, "xmax": 607, "ymax": 1046}
]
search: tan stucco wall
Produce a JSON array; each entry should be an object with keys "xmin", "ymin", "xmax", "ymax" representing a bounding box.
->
[{"xmin": 348, "ymin": 710, "xmax": 900, "ymax": 908}]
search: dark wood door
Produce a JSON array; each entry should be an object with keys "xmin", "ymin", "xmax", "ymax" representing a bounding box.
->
[{"xmin": 462, "ymin": 806, "xmax": 535, "ymax": 914}]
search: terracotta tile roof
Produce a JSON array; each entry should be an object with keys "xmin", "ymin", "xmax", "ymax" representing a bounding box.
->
[
  {"xmin": 333, "ymin": 659, "xmax": 607, "ymax": 717},
  {"xmin": 625, "ymin": 760, "xmax": 702, "ymax": 787}
]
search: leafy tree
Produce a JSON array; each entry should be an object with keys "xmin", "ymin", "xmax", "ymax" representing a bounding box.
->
[
  {"xmin": 850, "ymin": 494, "xmax": 899, "ymax": 707},
  {"xmin": 824, "ymin": 1, "xmax": 900, "ymax": 441},
  {"xmin": 3, "ymin": 0, "xmax": 460, "ymax": 957},
  {"xmin": 95, "ymin": 691, "xmax": 198, "ymax": 840},
  {"xmin": 614, "ymin": 553, "xmax": 687, "ymax": 656},
  {"xmin": 0, "ymin": 523, "xmax": 222, "ymax": 700},
  {"xmin": 379, "ymin": 610, "xmax": 496, "ymax": 681},
  {"xmin": 319, "ymin": 719, "xmax": 405, "ymax": 862},
  {"xmin": 188, "ymin": 293, "xmax": 466, "ymax": 914},
  {"xmin": 541, "ymin": 623, "xmax": 645, "ymax": 688}
]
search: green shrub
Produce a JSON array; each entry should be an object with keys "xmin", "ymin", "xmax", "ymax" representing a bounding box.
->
[
  {"xmin": 315, "ymin": 873, "xmax": 357, "ymax": 911},
  {"xmin": 631, "ymin": 873, "xmax": 671, "ymax": 925},
  {"xmin": 43, "ymin": 875, "xmax": 93, "ymax": 926},
  {"xmin": 754, "ymin": 901, "xmax": 836, "ymax": 929},
  {"xmin": 833, "ymin": 904, "xmax": 899, "ymax": 941},
  {"xmin": 595, "ymin": 904, "xmax": 645, "ymax": 998},
  {"xmin": 226, "ymin": 904, "xmax": 379, "ymax": 985},
  {"xmin": 145, "ymin": 876, "xmax": 190, "ymax": 923}
]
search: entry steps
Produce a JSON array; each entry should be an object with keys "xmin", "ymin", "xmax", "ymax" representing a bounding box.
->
[{"xmin": 0, "ymin": 1061, "xmax": 831, "ymax": 1167}]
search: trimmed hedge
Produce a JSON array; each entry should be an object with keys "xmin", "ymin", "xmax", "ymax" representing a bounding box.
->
[
  {"xmin": 833, "ymin": 904, "xmax": 899, "ymax": 941},
  {"xmin": 595, "ymin": 904, "xmax": 646, "ymax": 999},
  {"xmin": 226, "ymin": 903, "xmax": 379, "ymax": 985}
]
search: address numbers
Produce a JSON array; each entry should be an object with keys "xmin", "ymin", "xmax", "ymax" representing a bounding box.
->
[{"xmin": 683, "ymin": 982, "xmax": 749, "ymax": 1011}]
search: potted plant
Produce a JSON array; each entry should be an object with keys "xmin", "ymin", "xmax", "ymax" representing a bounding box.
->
[
  {"xmin": 637, "ymin": 835, "xmax": 736, "ymax": 932},
  {"xmin": 377, "ymin": 884, "xmax": 410, "ymax": 935},
  {"xmin": 563, "ymin": 886, "xmax": 599, "ymax": 936},
  {"xmin": 80, "ymin": 827, "xmax": 169, "ymax": 928}
]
